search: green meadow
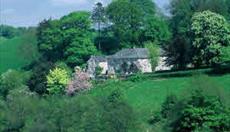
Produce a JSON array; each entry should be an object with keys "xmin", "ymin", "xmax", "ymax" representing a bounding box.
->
[
  {"xmin": 88, "ymin": 73, "xmax": 230, "ymax": 130},
  {"xmin": 0, "ymin": 33, "xmax": 39, "ymax": 73}
]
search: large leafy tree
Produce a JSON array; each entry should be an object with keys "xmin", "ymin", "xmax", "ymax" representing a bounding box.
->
[
  {"xmin": 131, "ymin": 0, "xmax": 156, "ymax": 18},
  {"xmin": 142, "ymin": 16, "xmax": 171, "ymax": 44},
  {"xmin": 191, "ymin": 11, "xmax": 230, "ymax": 66},
  {"xmin": 165, "ymin": 0, "xmax": 229, "ymax": 69},
  {"xmin": 106, "ymin": 0, "xmax": 170, "ymax": 48},
  {"xmin": 37, "ymin": 11, "xmax": 97, "ymax": 67},
  {"xmin": 60, "ymin": 12, "xmax": 98, "ymax": 67},
  {"xmin": 37, "ymin": 19, "xmax": 63, "ymax": 61},
  {"xmin": 106, "ymin": 0, "xmax": 143, "ymax": 48},
  {"xmin": 64, "ymin": 34, "xmax": 98, "ymax": 67}
]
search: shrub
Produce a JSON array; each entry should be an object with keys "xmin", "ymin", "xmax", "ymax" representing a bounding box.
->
[
  {"xmin": 0, "ymin": 89, "xmax": 138, "ymax": 132},
  {"xmin": 46, "ymin": 67, "xmax": 70, "ymax": 95},
  {"xmin": 66, "ymin": 67, "xmax": 91, "ymax": 95},
  {"xmin": 155, "ymin": 74, "xmax": 230, "ymax": 132},
  {"xmin": 27, "ymin": 59, "xmax": 54, "ymax": 95},
  {"xmin": 127, "ymin": 72, "xmax": 145, "ymax": 82},
  {"xmin": 0, "ymin": 70, "xmax": 29, "ymax": 99}
]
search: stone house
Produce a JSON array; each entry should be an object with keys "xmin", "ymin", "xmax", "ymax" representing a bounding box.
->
[{"xmin": 87, "ymin": 48, "xmax": 152, "ymax": 78}]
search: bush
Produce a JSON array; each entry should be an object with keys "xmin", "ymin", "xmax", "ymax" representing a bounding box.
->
[
  {"xmin": 0, "ymin": 70, "xmax": 29, "ymax": 99},
  {"xmin": 154, "ymin": 74, "xmax": 230, "ymax": 132},
  {"xmin": 127, "ymin": 72, "xmax": 145, "ymax": 82},
  {"xmin": 66, "ymin": 67, "xmax": 92, "ymax": 95},
  {"xmin": 0, "ymin": 89, "xmax": 138, "ymax": 132},
  {"xmin": 28, "ymin": 59, "xmax": 54, "ymax": 95},
  {"xmin": 46, "ymin": 67, "xmax": 70, "ymax": 95}
]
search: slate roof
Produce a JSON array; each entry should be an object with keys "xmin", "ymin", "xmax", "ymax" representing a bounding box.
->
[
  {"xmin": 89, "ymin": 48, "xmax": 150, "ymax": 62},
  {"xmin": 89, "ymin": 56, "xmax": 107, "ymax": 62},
  {"xmin": 109, "ymin": 48, "xmax": 149, "ymax": 59}
]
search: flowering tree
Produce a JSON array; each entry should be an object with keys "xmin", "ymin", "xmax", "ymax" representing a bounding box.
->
[
  {"xmin": 191, "ymin": 11, "xmax": 230, "ymax": 66},
  {"xmin": 66, "ymin": 67, "xmax": 91, "ymax": 95}
]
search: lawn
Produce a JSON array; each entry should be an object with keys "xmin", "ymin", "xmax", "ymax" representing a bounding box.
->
[
  {"xmin": 88, "ymin": 73, "xmax": 230, "ymax": 130},
  {"xmin": 0, "ymin": 34, "xmax": 39, "ymax": 74}
]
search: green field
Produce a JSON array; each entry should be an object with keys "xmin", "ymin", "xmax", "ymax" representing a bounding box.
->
[
  {"xmin": 0, "ymin": 34, "xmax": 39, "ymax": 73},
  {"xmin": 88, "ymin": 73, "xmax": 230, "ymax": 130}
]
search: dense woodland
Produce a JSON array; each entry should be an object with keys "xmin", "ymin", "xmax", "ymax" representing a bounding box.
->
[{"xmin": 0, "ymin": 0, "xmax": 230, "ymax": 131}]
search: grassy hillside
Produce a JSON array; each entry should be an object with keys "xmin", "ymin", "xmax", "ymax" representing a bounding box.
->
[
  {"xmin": 0, "ymin": 33, "xmax": 39, "ymax": 73},
  {"xmin": 88, "ymin": 73, "xmax": 230, "ymax": 131}
]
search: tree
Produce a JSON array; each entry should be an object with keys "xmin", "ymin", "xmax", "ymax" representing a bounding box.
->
[
  {"xmin": 64, "ymin": 33, "xmax": 98, "ymax": 67},
  {"xmin": 106, "ymin": 0, "xmax": 143, "ymax": 48},
  {"xmin": 46, "ymin": 67, "xmax": 70, "ymax": 95},
  {"xmin": 221, "ymin": 47, "xmax": 230, "ymax": 63},
  {"xmin": 131, "ymin": 0, "xmax": 156, "ymax": 18},
  {"xmin": 145, "ymin": 42, "xmax": 160, "ymax": 70},
  {"xmin": 37, "ymin": 11, "xmax": 98, "ymax": 67},
  {"xmin": 28, "ymin": 59, "xmax": 54, "ymax": 95},
  {"xmin": 0, "ymin": 25, "xmax": 19, "ymax": 38},
  {"xmin": 155, "ymin": 75, "xmax": 230, "ymax": 132},
  {"xmin": 92, "ymin": 2, "xmax": 106, "ymax": 50},
  {"xmin": 66, "ymin": 67, "xmax": 91, "ymax": 95},
  {"xmin": 191, "ymin": 11, "xmax": 230, "ymax": 66},
  {"xmin": 163, "ymin": 36, "xmax": 192, "ymax": 69},
  {"xmin": 37, "ymin": 19, "xmax": 63, "ymax": 61},
  {"xmin": 0, "ymin": 70, "xmax": 28, "ymax": 99},
  {"xmin": 142, "ymin": 16, "xmax": 171, "ymax": 45},
  {"xmin": 166, "ymin": 0, "xmax": 229, "ymax": 69}
]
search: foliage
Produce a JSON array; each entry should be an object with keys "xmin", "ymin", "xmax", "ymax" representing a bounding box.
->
[
  {"xmin": 0, "ymin": 25, "xmax": 19, "ymax": 39},
  {"xmin": 66, "ymin": 68, "xmax": 91, "ymax": 95},
  {"xmin": 143, "ymin": 16, "xmax": 171, "ymax": 45},
  {"xmin": 131, "ymin": 0, "xmax": 156, "ymax": 18},
  {"xmin": 166, "ymin": 0, "xmax": 230, "ymax": 69},
  {"xmin": 64, "ymin": 33, "xmax": 98, "ymax": 67},
  {"xmin": 0, "ymin": 89, "xmax": 137, "ymax": 132},
  {"xmin": 173, "ymin": 98, "xmax": 230, "ymax": 132},
  {"xmin": 106, "ymin": 0, "xmax": 143, "ymax": 48},
  {"xmin": 37, "ymin": 19, "xmax": 63, "ymax": 61},
  {"xmin": 37, "ymin": 11, "xmax": 98, "ymax": 67},
  {"xmin": 0, "ymin": 70, "xmax": 29, "ymax": 99},
  {"xmin": 145, "ymin": 42, "xmax": 160, "ymax": 70},
  {"xmin": 46, "ymin": 67, "xmax": 70, "ymax": 95},
  {"xmin": 94, "ymin": 29, "xmax": 119, "ymax": 54},
  {"xmin": 27, "ymin": 59, "xmax": 54, "ymax": 95},
  {"xmin": 191, "ymin": 11, "xmax": 230, "ymax": 66},
  {"xmin": 155, "ymin": 74, "xmax": 230, "ymax": 132},
  {"xmin": 127, "ymin": 72, "xmax": 146, "ymax": 82},
  {"xmin": 221, "ymin": 46, "xmax": 230, "ymax": 62},
  {"xmin": 163, "ymin": 36, "xmax": 192, "ymax": 69},
  {"xmin": 161, "ymin": 94, "xmax": 178, "ymax": 119}
]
